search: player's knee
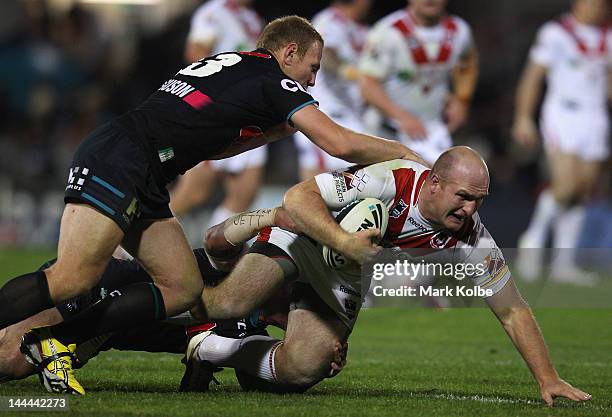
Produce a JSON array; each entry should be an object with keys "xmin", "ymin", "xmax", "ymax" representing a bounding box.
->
[
  {"xmin": 285, "ymin": 361, "xmax": 327, "ymax": 387},
  {"xmin": 174, "ymin": 278, "xmax": 204, "ymax": 310},
  {"xmin": 281, "ymin": 346, "xmax": 333, "ymax": 387},
  {"xmin": 210, "ymin": 296, "xmax": 252, "ymax": 319},
  {"xmin": 155, "ymin": 270, "xmax": 203, "ymax": 315}
]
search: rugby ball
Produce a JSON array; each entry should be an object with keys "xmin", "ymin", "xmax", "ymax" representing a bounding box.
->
[{"xmin": 322, "ymin": 198, "xmax": 389, "ymax": 270}]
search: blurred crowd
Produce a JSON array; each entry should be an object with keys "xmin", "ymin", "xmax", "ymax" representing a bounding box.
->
[{"xmin": 0, "ymin": 0, "xmax": 610, "ymax": 248}]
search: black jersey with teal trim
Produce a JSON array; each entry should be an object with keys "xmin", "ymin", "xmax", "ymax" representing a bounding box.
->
[{"xmin": 115, "ymin": 49, "xmax": 317, "ymax": 182}]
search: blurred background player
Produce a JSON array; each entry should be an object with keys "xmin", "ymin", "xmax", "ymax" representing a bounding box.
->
[
  {"xmin": 359, "ymin": 0, "xmax": 479, "ymax": 164},
  {"xmin": 170, "ymin": 0, "xmax": 266, "ymax": 228},
  {"xmin": 294, "ymin": 0, "xmax": 372, "ymax": 180},
  {"xmin": 512, "ymin": 0, "xmax": 611, "ymax": 284}
]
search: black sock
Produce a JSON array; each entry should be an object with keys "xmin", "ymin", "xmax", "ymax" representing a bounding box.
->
[
  {"xmin": 0, "ymin": 270, "xmax": 53, "ymax": 329},
  {"xmin": 105, "ymin": 322, "xmax": 189, "ymax": 354},
  {"xmin": 50, "ymin": 282, "xmax": 167, "ymax": 345}
]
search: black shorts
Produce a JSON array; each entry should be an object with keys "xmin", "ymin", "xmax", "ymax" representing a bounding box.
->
[{"xmin": 64, "ymin": 121, "xmax": 172, "ymax": 233}]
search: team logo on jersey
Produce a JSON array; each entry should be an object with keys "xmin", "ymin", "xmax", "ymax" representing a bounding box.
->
[
  {"xmin": 234, "ymin": 126, "xmax": 264, "ymax": 146},
  {"xmin": 430, "ymin": 231, "xmax": 452, "ymax": 248},
  {"xmin": 484, "ymin": 248, "xmax": 506, "ymax": 279},
  {"xmin": 239, "ymin": 126, "xmax": 264, "ymax": 139},
  {"xmin": 390, "ymin": 199, "xmax": 409, "ymax": 219},
  {"xmin": 66, "ymin": 166, "xmax": 89, "ymax": 191},
  {"xmin": 342, "ymin": 165, "xmax": 369, "ymax": 191}
]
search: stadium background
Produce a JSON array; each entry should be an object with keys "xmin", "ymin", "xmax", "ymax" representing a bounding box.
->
[{"xmin": 0, "ymin": 0, "xmax": 610, "ymax": 249}]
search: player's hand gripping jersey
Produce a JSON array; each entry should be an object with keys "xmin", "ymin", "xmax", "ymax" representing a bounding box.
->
[
  {"xmin": 115, "ymin": 50, "xmax": 317, "ymax": 182},
  {"xmin": 315, "ymin": 159, "xmax": 510, "ymax": 295}
]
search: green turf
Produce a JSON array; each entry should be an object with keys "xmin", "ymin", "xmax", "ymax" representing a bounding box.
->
[{"xmin": 1, "ymin": 248, "xmax": 610, "ymax": 416}]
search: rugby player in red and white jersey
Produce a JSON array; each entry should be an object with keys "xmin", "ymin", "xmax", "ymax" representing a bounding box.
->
[
  {"xmin": 294, "ymin": 0, "xmax": 372, "ymax": 179},
  {"xmin": 512, "ymin": 0, "xmax": 611, "ymax": 284},
  {"xmin": 359, "ymin": 0, "xmax": 479, "ymax": 164},
  {"xmin": 171, "ymin": 0, "xmax": 267, "ymax": 229},
  {"xmin": 188, "ymin": 147, "xmax": 591, "ymax": 406}
]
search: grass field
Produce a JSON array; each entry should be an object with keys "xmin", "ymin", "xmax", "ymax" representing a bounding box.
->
[{"xmin": 1, "ymin": 248, "xmax": 611, "ymax": 416}]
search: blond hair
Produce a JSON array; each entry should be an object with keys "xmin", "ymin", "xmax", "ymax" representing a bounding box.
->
[{"xmin": 257, "ymin": 15, "xmax": 324, "ymax": 56}]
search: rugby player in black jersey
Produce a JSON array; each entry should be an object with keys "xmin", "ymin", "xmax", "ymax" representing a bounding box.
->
[{"xmin": 0, "ymin": 15, "xmax": 422, "ymax": 395}]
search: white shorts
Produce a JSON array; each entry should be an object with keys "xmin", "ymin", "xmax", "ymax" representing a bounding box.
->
[
  {"xmin": 295, "ymin": 107, "xmax": 363, "ymax": 173},
  {"xmin": 541, "ymin": 101, "xmax": 610, "ymax": 161},
  {"xmin": 206, "ymin": 146, "xmax": 268, "ymax": 174},
  {"xmin": 396, "ymin": 119, "xmax": 453, "ymax": 165},
  {"xmin": 257, "ymin": 227, "xmax": 366, "ymax": 330}
]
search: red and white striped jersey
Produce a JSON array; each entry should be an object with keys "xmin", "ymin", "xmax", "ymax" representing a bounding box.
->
[
  {"xmin": 530, "ymin": 15, "xmax": 612, "ymax": 110},
  {"xmin": 359, "ymin": 10, "xmax": 473, "ymax": 122},
  {"xmin": 315, "ymin": 159, "xmax": 510, "ymax": 294}
]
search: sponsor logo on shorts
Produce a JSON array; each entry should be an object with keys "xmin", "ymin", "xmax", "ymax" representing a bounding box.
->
[
  {"xmin": 344, "ymin": 298, "xmax": 357, "ymax": 320},
  {"xmin": 65, "ymin": 301, "xmax": 78, "ymax": 312},
  {"xmin": 66, "ymin": 166, "xmax": 89, "ymax": 192},
  {"xmin": 122, "ymin": 197, "xmax": 140, "ymax": 225},
  {"xmin": 158, "ymin": 147, "xmax": 175, "ymax": 163},
  {"xmin": 339, "ymin": 285, "xmax": 361, "ymax": 298}
]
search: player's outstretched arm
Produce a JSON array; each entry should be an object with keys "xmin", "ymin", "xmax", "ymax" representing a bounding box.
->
[
  {"xmin": 485, "ymin": 277, "xmax": 592, "ymax": 407},
  {"xmin": 283, "ymin": 178, "xmax": 381, "ymax": 265},
  {"xmin": 290, "ymin": 105, "xmax": 425, "ymax": 166}
]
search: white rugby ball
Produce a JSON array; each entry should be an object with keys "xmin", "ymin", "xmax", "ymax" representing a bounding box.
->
[{"xmin": 322, "ymin": 198, "xmax": 389, "ymax": 270}]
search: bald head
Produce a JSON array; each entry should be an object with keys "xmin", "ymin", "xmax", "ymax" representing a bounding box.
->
[
  {"xmin": 431, "ymin": 146, "xmax": 489, "ymax": 191},
  {"xmin": 418, "ymin": 147, "xmax": 489, "ymax": 231}
]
